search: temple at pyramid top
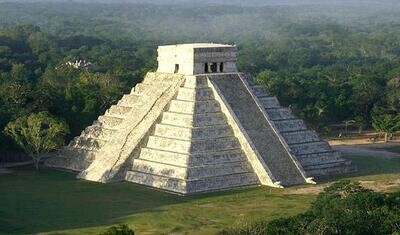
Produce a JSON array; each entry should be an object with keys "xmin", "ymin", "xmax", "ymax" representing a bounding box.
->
[
  {"xmin": 157, "ymin": 43, "xmax": 238, "ymax": 75},
  {"xmin": 46, "ymin": 42, "xmax": 356, "ymax": 194}
]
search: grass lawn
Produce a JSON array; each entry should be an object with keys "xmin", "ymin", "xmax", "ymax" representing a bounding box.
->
[
  {"xmin": 380, "ymin": 145, "xmax": 400, "ymax": 154},
  {"xmin": 0, "ymin": 168, "xmax": 314, "ymax": 235},
  {"xmin": 0, "ymin": 152, "xmax": 399, "ymax": 235}
]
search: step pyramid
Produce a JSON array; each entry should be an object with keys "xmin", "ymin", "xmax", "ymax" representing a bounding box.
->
[{"xmin": 46, "ymin": 43, "xmax": 356, "ymax": 194}]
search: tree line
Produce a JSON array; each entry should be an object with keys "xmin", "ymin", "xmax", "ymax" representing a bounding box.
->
[{"xmin": 0, "ymin": 1, "xmax": 400, "ymax": 161}]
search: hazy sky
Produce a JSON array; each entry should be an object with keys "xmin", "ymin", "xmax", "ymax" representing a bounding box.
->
[{"xmin": 1, "ymin": 0, "xmax": 399, "ymax": 6}]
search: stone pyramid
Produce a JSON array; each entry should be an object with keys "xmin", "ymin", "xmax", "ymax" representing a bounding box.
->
[{"xmin": 46, "ymin": 43, "xmax": 356, "ymax": 194}]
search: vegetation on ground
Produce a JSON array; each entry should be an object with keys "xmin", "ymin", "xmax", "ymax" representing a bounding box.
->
[
  {"xmin": 221, "ymin": 180, "xmax": 400, "ymax": 235},
  {"xmin": 100, "ymin": 224, "xmax": 135, "ymax": 235}
]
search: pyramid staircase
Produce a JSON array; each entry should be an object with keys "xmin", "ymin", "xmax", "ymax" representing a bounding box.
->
[{"xmin": 125, "ymin": 75, "xmax": 260, "ymax": 194}]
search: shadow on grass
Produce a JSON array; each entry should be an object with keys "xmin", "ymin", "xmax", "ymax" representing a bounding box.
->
[
  {"xmin": 316, "ymin": 154, "xmax": 400, "ymax": 184},
  {"xmin": 0, "ymin": 166, "xmax": 264, "ymax": 234}
]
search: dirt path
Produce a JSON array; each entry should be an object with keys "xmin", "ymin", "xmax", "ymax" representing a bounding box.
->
[{"xmin": 286, "ymin": 178, "xmax": 400, "ymax": 195}]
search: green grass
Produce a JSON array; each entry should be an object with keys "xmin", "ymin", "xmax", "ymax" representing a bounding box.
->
[
  {"xmin": 0, "ymin": 168, "xmax": 314, "ymax": 235},
  {"xmin": 379, "ymin": 145, "xmax": 400, "ymax": 154},
  {"xmin": 1, "ymin": 153, "xmax": 399, "ymax": 235}
]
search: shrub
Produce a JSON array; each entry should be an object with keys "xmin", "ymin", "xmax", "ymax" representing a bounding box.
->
[{"xmin": 100, "ymin": 224, "xmax": 135, "ymax": 235}]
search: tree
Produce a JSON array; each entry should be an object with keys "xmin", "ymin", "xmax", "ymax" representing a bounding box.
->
[
  {"xmin": 223, "ymin": 181, "xmax": 400, "ymax": 235},
  {"xmin": 371, "ymin": 113, "xmax": 400, "ymax": 142},
  {"xmin": 3, "ymin": 111, "xmax": 69, "ymax": 169},
  {"xmin": 100, "ymin": 224, "xmax": 135, "ymax": 235}
]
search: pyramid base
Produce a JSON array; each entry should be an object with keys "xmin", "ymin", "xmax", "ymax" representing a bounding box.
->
[{"xmin": 125, "ymin": 170, "xmax": 259, "ymax": 194}]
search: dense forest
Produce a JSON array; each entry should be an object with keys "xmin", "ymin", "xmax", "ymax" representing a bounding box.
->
[{"xmin": 1, "ymin": 1, "xmax": 400, "ymax": 152}]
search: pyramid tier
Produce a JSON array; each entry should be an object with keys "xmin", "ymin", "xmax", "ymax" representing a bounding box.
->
[
  {"xmin": 146, "ymin": 136, "xmax": 241, "ymax": 154},
  {"xmin": 183, "ymin": 75, "xmax": 208, "ymax": 88},
  {"xmin": 45, "ymin": 146, "xmax": 97, "ymax": 171},
  {"xmin": 154, "ymin": 124, "xmax": 234, "ymax": 140},
  {"xmin": 168, "ymin": 100, "xmax": 221, "ymax": 114},
  {"xmin": 281, "ymin": 130, "xmax": 320, "ymax": 144},
  {"xmin": 139, "ymin": 148, "xmax": 247, "ymax": 167},
  {"xmin": 105, "ymin": 105, "xmax": 133, "ymax": 117},
  {"xmin": 68, "ymin": 136, "xmax": 107, "ymax": 151},
  {"xmin": 258, "ymin": 97, "xmax": 281, "ymax": 108},
  {"xmin": 176, "ymin": 87, "xmax": 214, "ymax": 101},
  {"xmin": 131, "ymin": 158, "xmax": 253, "ymax": 179},
  {"xmin": 161, "ymin": 112, "xmax": 227, "ymax": 127},
  {"xmin": 126, "ymin": 171, "xmax": 259, "ymax": 194}
]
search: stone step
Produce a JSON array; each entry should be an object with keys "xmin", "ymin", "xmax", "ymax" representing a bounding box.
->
[
  {"xmin": 241, "ymin": 74, "xmax": 257, "ymax": 86},
  {"xmin": 97, "ymin": 115, "xmax": 125, "ymax": 129},
  {"xmin": 146, "ymin": 136, "xmax": 191, "ymax": 153},
  {"xmin": 59, "ymin": 146, "xmax": 98, "ymax": 162},
  {"xmin": 69, "ymin": 136, "xmax": 107, "ymax": 150},
  {"xmin": 130, "ymin": 83, "xmax": 153, "ymax": 95},
  {"xmin": 190, "ymin": 137, "xmax": 240, "ymax": 153},
  {"xmin": 132, "ymin": 159, "xmax": 253, "ymax": 180},
  {"xmin": 105, "ymin": 105, "xmax": 132, "ymax": 117},
  {"xmin": 274, "ymin": 119, "xmax": 307, "ymax": 133},
  {"xmin": 264, "ymin": 107, "xmax": 295, "ymax": 121},
  {"xmin": 146, "ymin": 136, "xmax": 241, "ymax": 154},
  {"xmin": 184, "ymin": 75, "xmax": 208, "ymax": 88},
  {"xmin": 259, "ymin": 97, "xmax": 281, "ymax": 108},
  {"xmin": 295, "ymin": 151, "xmax": 342, "ymax": 166},
  {"xmin": 168, "ymin": 100, "xmax": 221, "ymax": 114},
  {"xmin": 250, "ymin": 85, "xmax": 270, "ymax": 97},
  {"xmin": 290, "ymin": 141, "xmax": 332, "ymax": 155},
  {"xmin": 161, "ymin": 112, "xmax": 227, "ymax": 127},
  {"xmin": 143, "ymin": 72, "xmax": 185, "ymax": 85},
  {"xmin": 125, "ymin": 171, "xmax": 259, "ymax": 194},
  {"xmin": 82, "ymin": 125, "xmax": 116, "ymax": 140},
  {"xmin": 117, "ymin": 94, "xmax": 141, "ymax": 107},
  {"xmin": 306, "ymin": 162, "xmax": 357, "ymax": 176},
  {"xmin": 281, "ymin": 130, "xmax": 320, "ymax": 145},
  {"xmin": 302, "ymin": 158, "xmax": 348, "ymax": 169},
  {"xmin": 139, "ymin": 148, "xmax": 247, "ymax": 167},
  {"xmin": 186, "ymin": 172, "xmax": 259, "ymax": 194},
  {"xmin": 176, "ymin": 87, "xmax": 214, "ymax": 101},
  {"xmin": 154, "ymin": 124, "xmax": 234, "ymax": 140},
  {"xmin": 46, "ymin": 147, "xmax": 94, "ymax": 172}
]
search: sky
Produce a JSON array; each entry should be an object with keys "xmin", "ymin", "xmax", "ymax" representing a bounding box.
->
[{"xmin": 1, "ymin": 0, "xmax": 399, "ymax": 6}]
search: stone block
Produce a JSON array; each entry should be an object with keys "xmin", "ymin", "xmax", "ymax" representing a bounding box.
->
[
  {"xmin": 259, "ymin": 97, "xmax": 280, "ymax": 108},
  {"xmin": 274, "ymin": 119, "xmax": 307, "ymax": 132},
  {"xmin": 281, "ymin": 130, "xmax": 320, "ymax": 144},
  {"xmin": 290, "ymin": 141, "xmax": 332, "ymax": 155},
  {"xmin": 264, "ymin": 107, "xmax": 295, "ymax": 121},
  {"xmin": 176, "ymin": 87, "xmax": 214, "ymax": 101}
]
